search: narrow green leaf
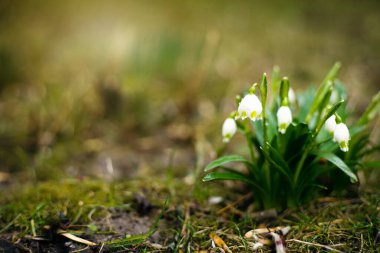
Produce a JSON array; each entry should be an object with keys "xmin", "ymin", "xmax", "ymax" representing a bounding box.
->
[
  {"xmin": 318, "ymin": 152, "xmax": 357, "ymax": 182},
  {"xmin": 266, "ymin": 142, "xmax": 292, "ymax": 175},
  {"xmin": 203, "ymin": 172, "xmax": 264, "ymax": 193},
  {"xmin": 203, "ymin": 171, "xmax": 249, "ymax": 182},
  {"xmin": 362, "ymin": 160, "xmax": 380, "ymax": 169},
  {"xmin": 280, "ymin": 77, "xmax": 290, "ymax": 106},
  {"xmin": 306, "ymin": 63, "xmax": 341, "ymax": 123},
  {"xmin": 204, "ymin": 155, "xmax": 252, "ymax": 172},
  {"xmin": 271, "ymin": 66, "xmax": 281, "ymax": 96},
  {"xmin": 322, "ymin": 62, "xmax": 341, "ymax": 84},
  {"xmin": 260, "ymin": 73, "xmax": 268, "ymax": 101},
  {"xmin": 318, "ymin": 82, "xmax": 333, "ymax": 112},
  {"xmin": 260, "ymin": 146, "xmax": 293, "ymax": 183},
  {"xmin": 358, "ymin": 91, "xmax": 380, "ymax": 125}
]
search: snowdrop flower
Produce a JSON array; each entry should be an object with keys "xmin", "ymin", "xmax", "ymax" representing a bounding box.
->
[
  {"xmin": 236, "ymin": 94, "xmax": 263, "ymax": 121},
  {"xmin": 222, "ymin": 118, "xmax": 237, "ymax": 143},
  {"xmin": 277, "ymin": 106, "xmax": 292, "ymax": 134},
  {"xmin": 288, "ymin": 88, "xmax": 296, "ymax": 104},
  {"xmin": 325, "ymin": 115, "xmax": 337, "ymax": 133},
  {"xmin": 333, "ymin": 123, "xmax": 350, "ymax": 152}
]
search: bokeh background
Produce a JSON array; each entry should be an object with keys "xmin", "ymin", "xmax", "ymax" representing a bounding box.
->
[{"xmin": 1, "ymin": 0, "xmax": 379, "ymax": 182}]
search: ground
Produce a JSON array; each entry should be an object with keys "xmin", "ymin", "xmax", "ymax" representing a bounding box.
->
[{"xmin": 1, "ymin": 177, "xmax": 379, "ymax": 252}]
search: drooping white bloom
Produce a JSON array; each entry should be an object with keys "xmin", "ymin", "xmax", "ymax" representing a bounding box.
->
[
  {"xmin": 277, "ymin": 106, "xmax": 292, "ymax": 134},
  {"xmin": 325, "ymin": 115, "xmax": 337, "ymax": 133},
  {"xmin": 288, "ymin": 88, "xmax": 296, "ymax": 104},
  {"xmin": 333, "ymin": 123, "xmax": 350, "ymax": 152},
  {"xmin": 236, "ymin": 94, "xmax": 262, "ymax": 121},
  {"xmin": 222, "ymin": 118, "xmax": 237, "ymax": 143}
]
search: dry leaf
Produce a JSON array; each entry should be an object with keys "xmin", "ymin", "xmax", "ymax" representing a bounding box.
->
[
  {"xmin": 57, "ymin": 229, "xmax": 97, "ymax": 246},
  {"xmin": 209, "ymin": 232, "xmax": 232, "ymax": 253}
]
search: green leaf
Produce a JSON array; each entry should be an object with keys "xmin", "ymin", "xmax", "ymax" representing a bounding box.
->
[
  {"xmin": 280, "ymin": 77, "xmax": 290, "ymax": 106},
  {"xmin": 203, "ymin": 171, "xmax": 249, "ymax": 182},
  {"xmin": 282, "ymin": 123, "xmax": 311, "ymax": 162},
  {"xmin": 271, "ymin": 66, "xmax": 281, "ymax": 96},
  {"xmin": 260, "ymin": 73, "xmax": 268, "ymax": 103},
  {"xmin": 203, "ymin": 172, "xmax": 264, "ymax": 193},
  {"xmin": 305, "ymin": 63, "xmax": 341, "ymax": 123},
  {"xmin": 317, "ymin": 152, "xmax": 358, "ymax": 182},
  {"xmin": 322, "ymin": 62, "xmax": 341, "ymax": 84},
  {"xmin": 358, "ymin": 91, "xmax": 380, "ymax": 126},
  {"xmin": 260, "ymin": 145, "xmax": 293, "ymax": 184},
  {"xmin": 204, "ymin": 155, "xmax": 252, "ymax": 172},
  {"xmin": 362, "ymin": 160, "xmax": 380, "ymax": 169}
]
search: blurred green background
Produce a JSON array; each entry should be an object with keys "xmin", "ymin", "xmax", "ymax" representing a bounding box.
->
[{"xmin": 0, "ymin": 0, "xmax": 379, "ymax": 181}]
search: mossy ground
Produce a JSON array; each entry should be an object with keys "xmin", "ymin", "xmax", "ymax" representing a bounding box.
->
[{"xmin": 1, "ymin": 177, "xmax": 379, "ymax": 252}]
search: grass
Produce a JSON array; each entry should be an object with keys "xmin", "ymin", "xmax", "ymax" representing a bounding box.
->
[{"xmin": 1, "ymin": 178, "xmax": 379, "ymax": 252}]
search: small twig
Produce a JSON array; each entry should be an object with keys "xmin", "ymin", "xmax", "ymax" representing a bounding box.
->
[
  {"xmin": 24, "ymin": 235, "xmax": 50, "ymax": 241},
  {"xmin": 287, "ymin": 239, "xmax": 344, "ymax": 253},
  {"xmin": 181, "ymin": 203, "xmax": 190, "ymax": 236},
  {"xmin": 98, "ymin": 243, "xmax": 105, "ymax": 253},
  {"xmin": 359, "ymin": 233, "xmax": 364, "ymax": 253},
  {"xmin": 70, "ymin": 245, "xmax": 89, "ymax": 253}
]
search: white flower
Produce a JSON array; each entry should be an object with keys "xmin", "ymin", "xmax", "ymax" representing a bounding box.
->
[
  {"xmin": 222, "ymin": 118, "xmax": 237, "ymax": 143},
  {"xmin": 333, "ymin": 123, "xmax": 350, "ymax": 152},
  {"xmin": 288, "ymin": 88, "xmax": 296, "ymax": 104},
  {"xmin": 325, "ymin": 115, "xmax": 337, "ymax": 133},
  {"xmin": 277, "ymin": 106, "xmax": 292, "ymax": 134},
  {"xmin": 236, "ymin": 94, "xmax": 262, "ymax": 121}
]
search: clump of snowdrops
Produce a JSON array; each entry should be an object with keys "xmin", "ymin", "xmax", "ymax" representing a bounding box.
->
[{"xmin": 204, "ymin": 63, "xmax": 380, "ymax": 210}]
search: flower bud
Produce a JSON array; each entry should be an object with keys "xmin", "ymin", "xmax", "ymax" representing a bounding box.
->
[
  {"xmin": 222, "ymin": 118, "xmax": 237, "ymax": 143},
  {"xmin": 324, "ymin": 115, "xmax": 337, "ymax": 133},
  {"xmin": 277, "ymin": 106, "xmax": 292, "ymax": 134},
  {"xmin": 333, "ymin": 123, "xmax": 350, "ymax": 152},
  {"xmin": 236, "ymin": 94, "xmax": 263, "ymax": 121}
]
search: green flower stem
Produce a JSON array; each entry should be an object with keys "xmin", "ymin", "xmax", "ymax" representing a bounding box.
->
[
  {"xmin": 293, "ymin": 138, "xmax": 313, "ymax": 185},
  {"xmin": 260, "ymin": 73, "xmax": 271, "ymax": 192},
  {"xmin": 243, "ymin": 121, "xmax": 256, "ymax": 162}
]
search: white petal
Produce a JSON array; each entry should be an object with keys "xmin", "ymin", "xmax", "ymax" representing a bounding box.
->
[
  {"xmin": 237, "ymin": 94, "xmax": 263, "ymax": 121},
  {"xmin": 222, "ymin": 118, "xmax": 237, "ymax": 142},
  {"xmin": 325, "ymin": 115, "xmax": 337, "ymax": 133},
  {"xmin": 277, "ymin": 106, "xmax": 292, "ymax": 134},
  {"xmin": 333, "ymin": 123, "xmax": 350, "ymax": 152}
]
